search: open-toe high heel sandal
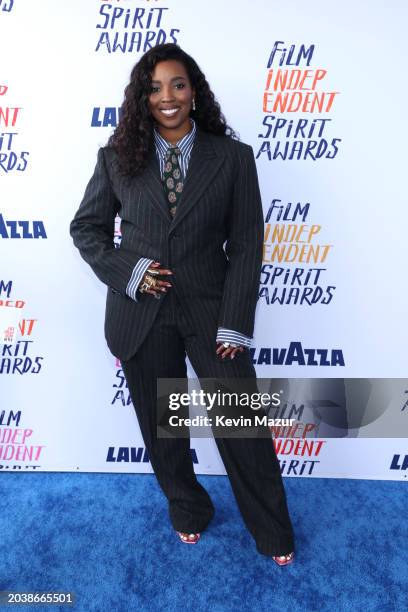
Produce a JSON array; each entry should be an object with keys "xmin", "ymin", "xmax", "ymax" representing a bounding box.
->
[
  {"xmin": 177, "ymin": 532, "xmax": 201, "ymax": 544},
  {"xmin": 272, "ymin": 552, "xmax": 294, "ymax": 566}
]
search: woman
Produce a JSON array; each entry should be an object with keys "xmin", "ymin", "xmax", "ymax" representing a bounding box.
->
[{"xmin": 70, "ymin": 43, "xmax": 295, "ymax": 565}]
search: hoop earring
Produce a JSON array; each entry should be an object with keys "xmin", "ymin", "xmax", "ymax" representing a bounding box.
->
[{"xmin": 192, "ymin": 98, "xmax": 196, "ymax": 111}]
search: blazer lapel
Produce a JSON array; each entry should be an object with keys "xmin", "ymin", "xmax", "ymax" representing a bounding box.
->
[
  {"xmin": 168, "ymin": 127, "xmax": 225, "ymax": 235},
  {"xmin": 138, "ymin": 126, "xmax": 225, "ymax": 232}
]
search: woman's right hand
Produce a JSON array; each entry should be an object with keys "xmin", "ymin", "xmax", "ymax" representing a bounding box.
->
[{"xmin": 138, "ymin": 261, "xmax": 173, "ymax": 298}]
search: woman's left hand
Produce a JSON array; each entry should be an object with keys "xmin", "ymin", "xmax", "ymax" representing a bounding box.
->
[{"xmin": 216, "ymin": 342, "xmax": 245, "ymax": 360}]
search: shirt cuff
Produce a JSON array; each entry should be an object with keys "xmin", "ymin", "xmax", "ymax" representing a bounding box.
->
[
  {"xmin": 216, "ymin": 327, "xmax": 252, "ymax": 348},
  {"xmin": 126, "ymin": 258, "xmax": 154, "ymax": 301}
]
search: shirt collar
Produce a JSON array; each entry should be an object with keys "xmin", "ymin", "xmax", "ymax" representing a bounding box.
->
[{"xmin": 153, "ymin": 117, "xmax": 196, "ymax": 160}]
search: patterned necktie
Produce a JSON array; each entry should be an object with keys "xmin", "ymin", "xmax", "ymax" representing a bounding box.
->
[{"xmin": 162, "ymin": 146, "xmax": 183, "ymax": 218}]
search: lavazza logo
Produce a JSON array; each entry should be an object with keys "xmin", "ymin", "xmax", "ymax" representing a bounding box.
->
[
  {"xmin": 0, "ymin": 214, "xmax": 47, "ymax": 239},
  {"xmin": 250, "ymin": 341, "xmax": 345, "ymax": 366}
]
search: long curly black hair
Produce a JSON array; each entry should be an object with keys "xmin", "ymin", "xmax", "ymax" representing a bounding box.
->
[{"xmin": 107, "ymin": 43, "xmax": 239, "ymax": 176}]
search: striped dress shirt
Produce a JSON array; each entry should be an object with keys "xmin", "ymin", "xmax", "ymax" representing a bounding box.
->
[{"xmin": 126, "ymin": 118, "xmax": 252, "ymax": 349}]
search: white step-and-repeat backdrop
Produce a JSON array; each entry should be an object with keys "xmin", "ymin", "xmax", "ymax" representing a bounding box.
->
[{"xmin": 1, "ymin": 0, "xmax": 407, "ymax": 480}]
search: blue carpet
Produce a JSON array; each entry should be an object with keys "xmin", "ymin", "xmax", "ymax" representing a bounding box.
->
[{"xmin": 0, "ymin": 473, "xmax": 407, "ymax": 612}]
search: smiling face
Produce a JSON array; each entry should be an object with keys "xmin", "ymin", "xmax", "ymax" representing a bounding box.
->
[{"xmin": 148, "ymin": 59, "xmax": 195, "ymax": 143}]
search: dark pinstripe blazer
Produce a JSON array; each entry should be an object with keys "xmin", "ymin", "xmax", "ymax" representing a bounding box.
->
[{"xmin": 70, "ymin": 126, "xmax": 264, "ymax": 361}]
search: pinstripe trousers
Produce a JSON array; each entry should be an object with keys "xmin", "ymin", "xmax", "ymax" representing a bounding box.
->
[{"xmin": 121, "ymin": 288, "xmax": 295, "ymax": 557}]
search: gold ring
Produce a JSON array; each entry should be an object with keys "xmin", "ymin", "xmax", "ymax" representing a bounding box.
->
[{"xmin": 140, "ymin": 274, "xmax": 157, "ymax": 292}]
